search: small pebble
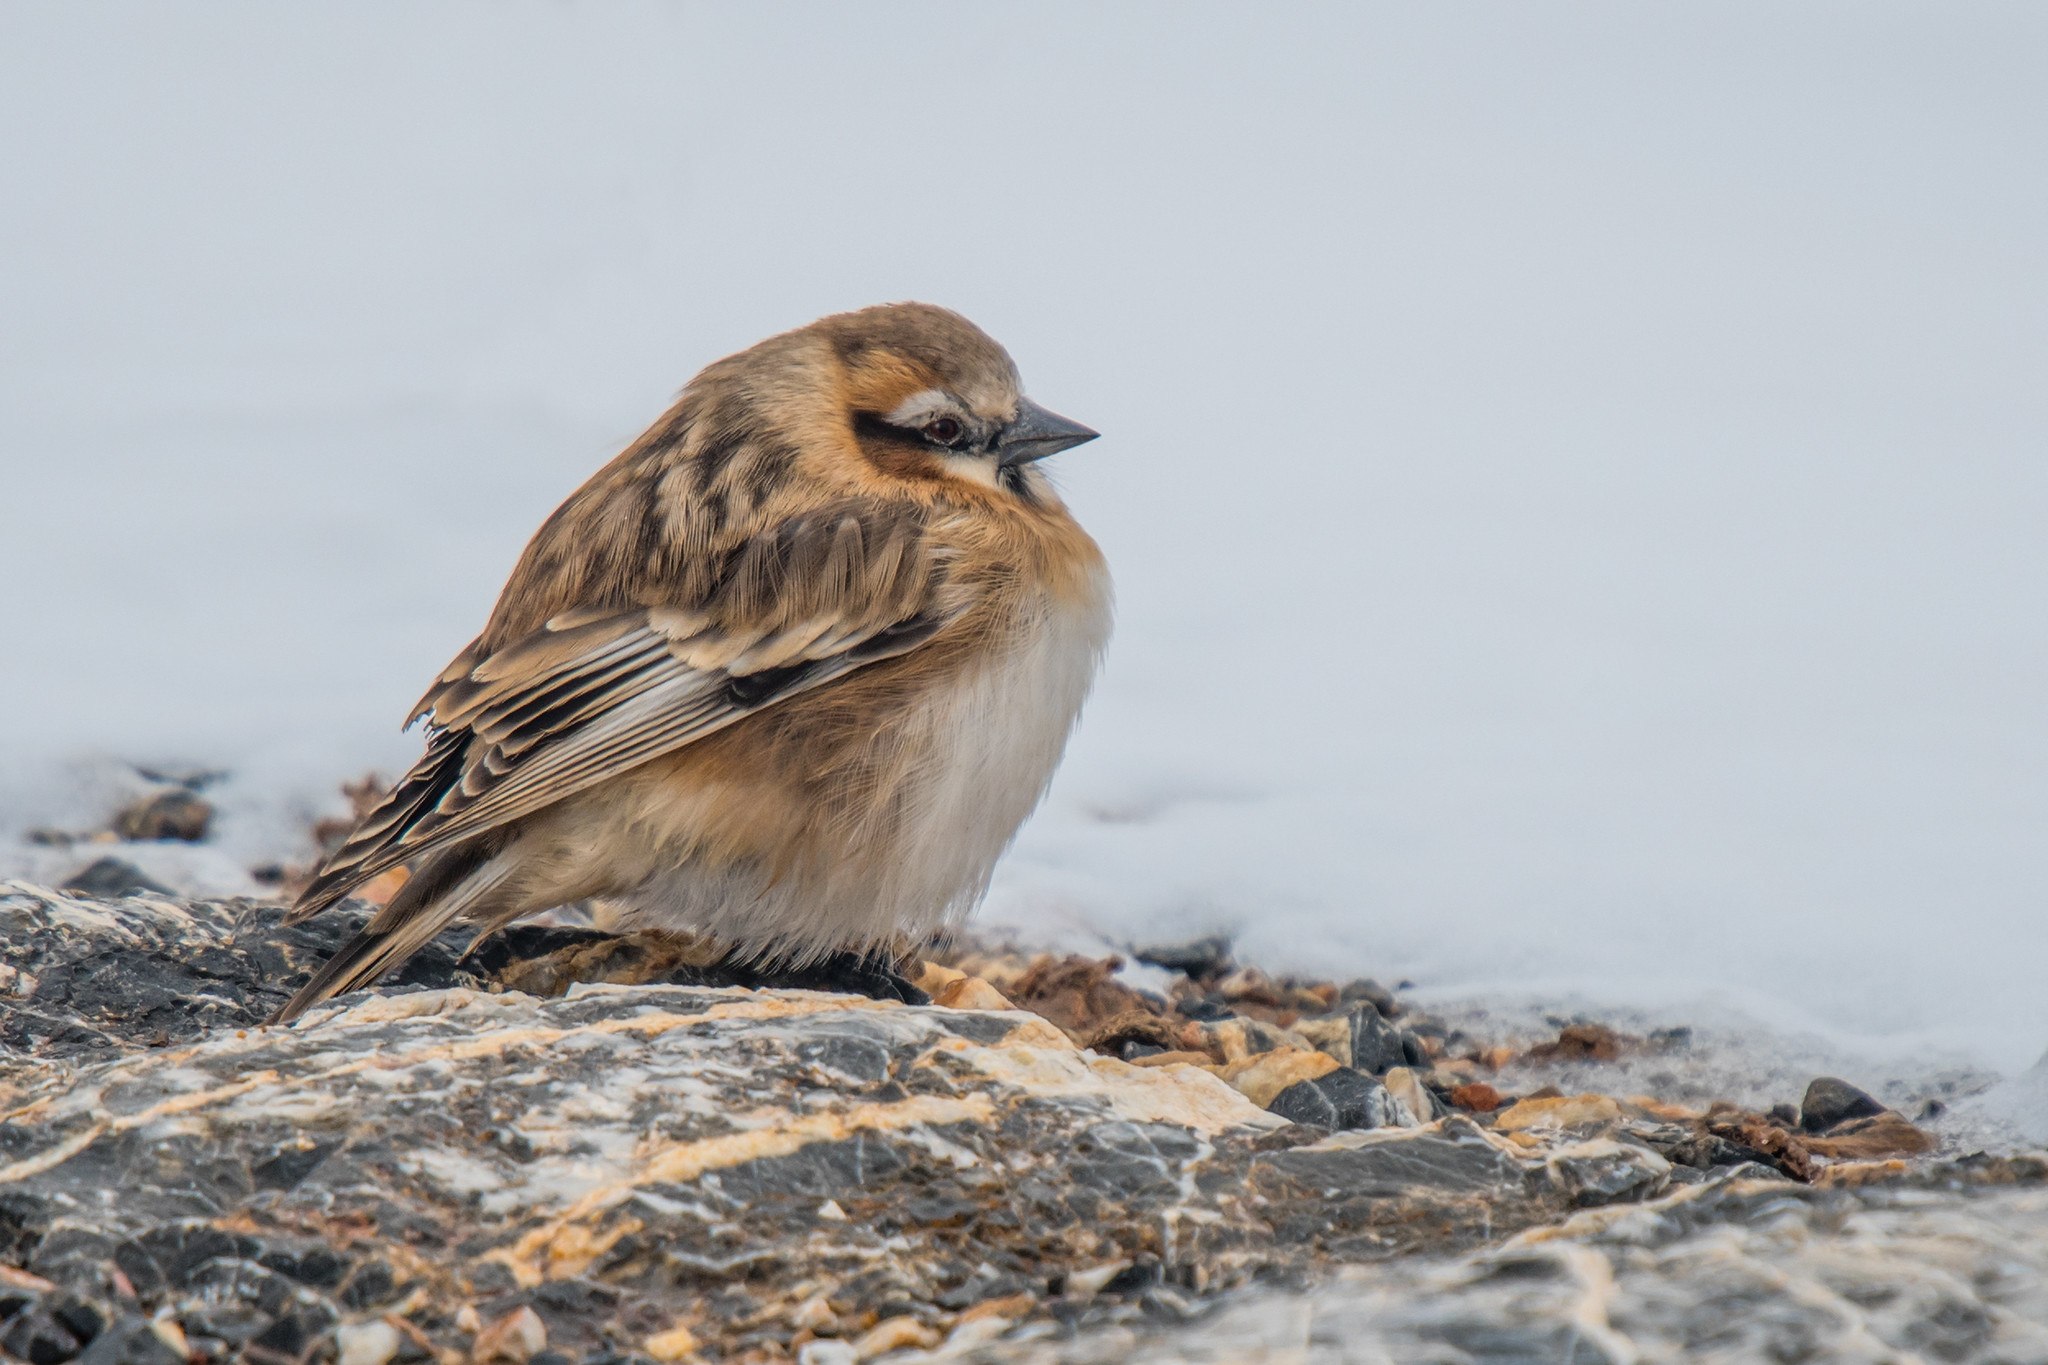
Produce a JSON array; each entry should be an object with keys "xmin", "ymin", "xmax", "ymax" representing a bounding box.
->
[
  {"xmin": 61, "ymin": 857, "xmax": 172, "ymax": 898},
  {"xmin": 1450, "ymin": 1083, "xmax": 1504, "ymax": 1112},
  {"xmin": 114, "ymin": 789, "xmax": 213, "ymax": 842},
  {"xmin": 1799, "ymin": 1077, "xmax": 1888, "ymax": 1134},
  {"xmin": 643, "ymin": 1323, "xmax": 700, "ymax": 1362},
  {"xmin": 851, "ymin": 1315, "xmax": 938, "ymax": 1357},
  {"xmin": 1131, "ymin": 935, "xmax": 1234, "ymax": 979},
  {"xmin": 471, "ymin": 1306, "xmax": 546, "ymax": 1364},
  {"xmin": 335, "ymin": 1320, "xmax": 401, "ymax": 1365}
]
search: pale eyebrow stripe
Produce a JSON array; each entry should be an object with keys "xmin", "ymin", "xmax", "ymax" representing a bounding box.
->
[{"xmin": 885, "ymin": 389, "xmax": 952, "ymax": 426}]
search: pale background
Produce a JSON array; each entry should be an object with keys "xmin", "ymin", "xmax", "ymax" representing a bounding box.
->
[{"xmin": 4, "ymin": 4, "xmax": 2045, "ymax": 1073}]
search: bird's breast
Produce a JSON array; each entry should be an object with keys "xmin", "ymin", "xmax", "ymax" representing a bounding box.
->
[
  {"xmin": 587, "ymin": 534, "xmax": 1109, "ymax": 954},
  {"xmin": 881, "ymin": 558, "xmax": 1111, "ymax": 921}
]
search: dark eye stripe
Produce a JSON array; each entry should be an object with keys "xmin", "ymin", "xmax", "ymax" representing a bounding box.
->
[
  {"xmin": 853, "ymin": 412, "xmax": 925, "ymax": 448},
  {"xmin": 854, "ymin": 411, "xmax": 977, "ymax": 453}
]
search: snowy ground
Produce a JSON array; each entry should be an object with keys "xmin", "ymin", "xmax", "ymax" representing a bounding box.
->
[{"xmin": 5, "ymin": 6, "xmax": 2047, "ymax": 1114}]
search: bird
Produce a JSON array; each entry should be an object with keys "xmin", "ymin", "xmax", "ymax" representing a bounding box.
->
[{"xmin": 270, "ymin": 303, "xmax": 1111, "ymax": 1023}]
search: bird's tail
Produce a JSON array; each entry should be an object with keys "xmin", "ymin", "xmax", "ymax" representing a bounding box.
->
[{"xmin": 270, "ymin": 843, "xmax": 516, "ymax": 1025}]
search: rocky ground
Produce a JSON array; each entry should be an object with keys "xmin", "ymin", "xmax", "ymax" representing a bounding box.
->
[
  {"xmin": 2, "ymin": 778, "xmax": 2045, "ymax": 1363},
  {"xmin": 2, "ymin": 879, "xmax": 2044, "ymax": 1365}
]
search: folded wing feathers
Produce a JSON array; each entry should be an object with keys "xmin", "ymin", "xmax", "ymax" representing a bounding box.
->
[{"xmin": 289, "ymin": 501, "xmax": 954, "ymax": 922}]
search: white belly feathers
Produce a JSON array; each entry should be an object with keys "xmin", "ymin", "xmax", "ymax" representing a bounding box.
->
[{"xmin": 607, "ymin": 567, "xmax": 1112, "ymax": 960}]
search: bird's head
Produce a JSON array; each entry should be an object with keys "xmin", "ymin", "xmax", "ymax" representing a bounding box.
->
[{"xmin": 810, "ymin": 303, "xmax": 1098, "ymax": 499}]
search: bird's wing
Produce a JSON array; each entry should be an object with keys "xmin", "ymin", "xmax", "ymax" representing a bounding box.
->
[{"xmin": 287, "ymin": 502, "xmax": 958, "ymax": 922}]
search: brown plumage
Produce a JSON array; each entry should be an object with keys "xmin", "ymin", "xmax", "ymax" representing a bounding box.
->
[{"xmin": 274, "ymin": 304, "xmax": 1111, "ymax": 1022}]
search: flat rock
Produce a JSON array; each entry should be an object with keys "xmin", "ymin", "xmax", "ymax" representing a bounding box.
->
[
  {"xmin": 951, "ymin": 1169, "xmax": 2048, "ymax": 1363},
  {"xmin": 1492, "ymin": 1092, "xmax": 1625, "ymax": 1133},
  {"xmin": 0, "ymin": 886, "xmax": 1610, "ymax": 1363}
]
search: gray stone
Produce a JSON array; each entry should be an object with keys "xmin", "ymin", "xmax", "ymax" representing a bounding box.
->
[
  {"xmin": 1800, "ymin": 1075, "xmax": 1888, "ymax": 1133},
  {"xmin": 112, "ymin": 790, "xmax": 213, "ymax": 843},
  {"xmin": 1346, "ymin": 1001, "xmax": 1407, "ymax": 1076},
  {"xmin": 58, "ymin": 858, "xmax": 171, "ymax": 899},
  {"xmin": 1266, "ymin": 1067, "xmax": 1396, "ymax": 1131},
  {"xmin": 1542, "ymin": 1138, "xmax": 1672, "ymax": 1207},
  {"xmin": 1128, "ymin": 936, "xmax": 1232, "ymax": 980},
  {"xmin": 944, "ymin": 1174, "xmax": 2048, "ymax": 1362}
]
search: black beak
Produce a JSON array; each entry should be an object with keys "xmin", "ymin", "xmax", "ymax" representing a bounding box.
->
[{"xmin": 998, "ymin": 398, "xmax": 1099, "ymax": 467}]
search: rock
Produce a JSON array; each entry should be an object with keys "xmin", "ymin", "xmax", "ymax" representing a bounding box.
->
[
  {"xmin": 471, "ymin": 1306, "xmax": 547, "ymax": 1363},
  {"xmin": 111, "ymin": 790, "xmax": 213, "ymax": 843},
  {"xmin": 1001, "ymin": 954, "xmax": 1160, "ymax": 1041},
  {"xmin": 850, "ymin": 1314, "xmax": 938, "ymax": 1356},
  {"xmin": 0, "ymin": 881, "xmax": 1958, "ymax": 1359},
  {"xmin": 1624, "ymin": 1118, "xmax": 1767, "ymax": 1174},
  {"xmin": 1173, "ymin": 994, "xmax": 1233, "ymax": 1022},
  {"xmin": 1522, "ymin": 1022, "xmax": 1628, "ymax": 1063},
  {"xmin": 1124, "ymin": 1050, "xmax": 1217, "ymax": 1069},
  {"xmin": 3, "ymin": 1297, "xmax": 94, "ymax": 1365},
  {"xmin": 958, "ymin": 1166, "xmax": 2048, "ymax": 1362},
  {"xmin": 1627, "ymin": 1095, "xmax": 1699, "ymax": 1121},
  {"xmin": 1129, "ymin": 935, "xmax": 1233, "ymax": 980},
  {"xmin": 1202, "ymin": 1015, "xmax": 1302, "ymax": 1062},
  {"xmin": 1290, "ymin": 1015, "xmax": 1353, "ymax": 1066},
  {"xmin": 59, "ymin": 858, "xmax": 171, "ymax": 898},
  {"xmin": 333, "ymin": 1320, "xmax": 401, "ymax": 1365},
  {"xmin": 1075, "ymin": 1008, "xmax": 1179, "ymax": 1055},
  {"xmin": 1213, "ymin": 967, "xmax": 1305, "ymax": 1010},
  {"xmin": 1449, "ymin": 1083, "xmax": 1505, "ymax": 1113},
  {"xmin": 1219, "ymin": 1047, "xmax": 1340, "ymax": 1107},
  {"xmin": 642, "ymin": 1323, "xmax": 700, "ymax": 1362},
  {"xmin": 1345, "ymin": 1002, "xmax": 1408, "ymax": 1076},
  {"xmin": 1336, "ymin": 978, "xmax": 1396, "ymax": 1015},
  {"xmin": 1492, "ymin": 1094, "xmax": 1624, "ymax": 1133},
  {"xmin": 0, "ymin": 975, "xmax": 1275, "ymax": 1358},
  {"xmin": 1254, "ymin": 1118, "xmax": 1531, "ymax": 1211},
  {"xmin": 0, "ymin": 884, "xmax": 1639, "ymax": 1363},
  {"xmin": 1701, "ymin": 1108, "xmax": 1817, "ymax": 1182},
  {"xmin": 1266, "ymin": 1066, "xmax": 1397, "ymax": 1130},
  {"xmin": 1799, "ymin": 1076, "xmax": 1889, "ymax": 1133},
  {"xmin": 74, "ymin": 1315, "xmax": 188, "ymax": 1365},
  {"xmin": 1803, "ymin": 1111, "xmax": 1935, "ymax": 1159},
  {"xmin": 1814, "ymin": 1159, "xmax": 1912, "ymax": 1189},
  {"xmin": 1542, "ymin": 1138, "xmax": 1671, "ymax": 1206},
  {"xmin": 930, "ymin": 975, "xmax": 1017, "ymax": 1012},
  {"xmin": 1381, "ymin": 1067, "xmax": 1447, "ymax": 1126},
  {"xmin": 914, "ymin": 961, "xmax": 967, "ymax": 995}
]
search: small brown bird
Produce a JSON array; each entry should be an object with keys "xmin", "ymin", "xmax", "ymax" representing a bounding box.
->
[{"xmin": 273, "ymin": 304, "xmax": 1110, "ymax": 1022}]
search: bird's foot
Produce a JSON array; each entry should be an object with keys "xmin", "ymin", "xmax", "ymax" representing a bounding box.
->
[{"xmin": 721, "ymin": 949, "xmax": 931, "ymax": 1005}]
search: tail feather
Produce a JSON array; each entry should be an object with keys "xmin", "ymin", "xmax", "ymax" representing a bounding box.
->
[
  {"xmin": 270, "ymin": 845, "xmax": 516, "ymax": 1024},
  {"xmin": 284, "ymin": 730, "xmax": 472, "ymax": 926}
]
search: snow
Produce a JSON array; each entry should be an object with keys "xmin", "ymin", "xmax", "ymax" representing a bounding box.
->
[{"xmin": 5, "ymin": 6, "xmax": 2047, "ymax": 1087}]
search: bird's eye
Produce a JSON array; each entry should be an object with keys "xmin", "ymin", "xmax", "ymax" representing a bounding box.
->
[{"xmin": 921, "ymin": 417, "xmax": 965, "ymax": 447}]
